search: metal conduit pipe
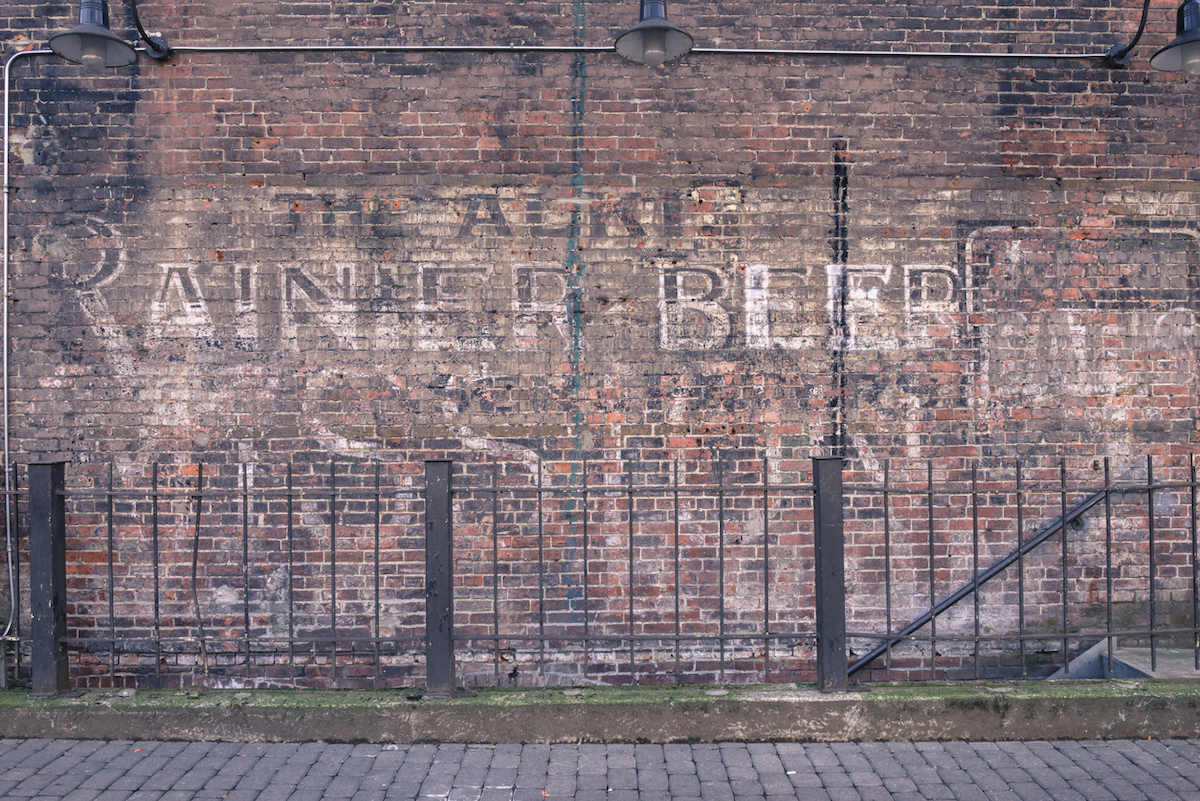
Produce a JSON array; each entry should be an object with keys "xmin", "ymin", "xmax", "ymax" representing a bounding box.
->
[
  {"xmin": 1, "ymin": 49, "xmax": 48, "ymax": 648},
  {"xmin": 0, "ymin": 35, "xmax": 1119, "ymax": 647}
]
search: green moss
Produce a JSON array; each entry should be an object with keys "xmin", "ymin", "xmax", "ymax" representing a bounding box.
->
[{"xmin": 4, "ymin": 677, "xmax": 1200, "ymax": 712}]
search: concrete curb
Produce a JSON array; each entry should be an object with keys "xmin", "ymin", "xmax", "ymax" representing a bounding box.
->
[
  {"xmin": 7, "ymin": 693, "xmax": 1200, "ymax": 743},
  {"xmin": 5, "ymin": 681, "xmax": 1200, "ymax": 743}
]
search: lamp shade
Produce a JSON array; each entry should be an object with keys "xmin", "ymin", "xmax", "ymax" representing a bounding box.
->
[
  {"xmin": 1150, "ymin": 0, "xmax": 1200, "ymax": 73},
  {"xmin": 50, "ymin": 0, "xmax": 138, "ymax": 72},
  {"xmin": 615, "ymin": 0, "xmax": 693, "ymax": 66}
]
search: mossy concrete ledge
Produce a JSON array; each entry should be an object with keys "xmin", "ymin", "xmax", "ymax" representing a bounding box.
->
[{"xmin": 3, "ymin": 680, "xmax": 1200, "ymax": 743}]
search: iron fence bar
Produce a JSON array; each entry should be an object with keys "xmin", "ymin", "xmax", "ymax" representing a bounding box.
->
[
  {"xmin": 763, "ymin": 455, "xmax": 770, "ymax": 682},
  {"xmin": 492, "ymin": 460, "xmax": 500, "ymax": 682},
  {"xmin": 1193, "ymin": 453, "xmax": 1198, "ymax": 670},
  {"xmin": 1149, "ymin": 454, "xmax": 1157, "ymax": 672},
  {"xmin": 191, "ymin": 462, "xmax": 208, "ymax": 677},
  {"xmin": 883, "ymin": 460, "xmax": 892, "ymax": 676},
  {"xmin": 1105, "ymin": 457, "xmax": 1113, "ymax": 670},
  {"xmin": 153, "ymin": 463, "xmax": 161, "ymax": 686},
  {"xmin": 628, "ymin": 460, "xmax": 635, "ymax": 684},
  {"xmin": 972, "ymin": 463, "xmax": 980, "ymax": 679},
  {"xmin": 287, "ymin": 463, "xmax": 295, "ymax": 682},
  {"xmin": 107, "ymin": 462, "xmax": 115, "ymax": 684},
  {"xmin": 1060, "ymin": 460, "xmax": 1068, "ymax": 673},
  {"xmin": 848, "ymin": 468, "xmax": 1138, "ymax": 677},
  {"xmin": 329, "ymin": 458, "xmax": 338, "ymax": 684},
  {"xmin": 243, "ymin": 464, "xmax": 251, "ymax": 681},
  {"xmin": 927, "ymin": 460, "xmax": 936, "ymax": 678},
  {"xmin": 717, "ymin": 454, "xmax": 726, "ymax": 683},
  {"xmin": 537, "ymin": 455, "xmax": 545, "ymax": 676},
  {"xmin": 374, "ymin": 461, "xmax": 381, "ymax": 688},
  {"xmin": 1017, "ymin": 460, "xmax": 1025, "ymax": 677},
  {"xmin": 582, "ymin": 458, "xmax": 589, "ymax": 680},
  {"xmin": 673, "ymin": 459, "xmax": 681, "ymax": 684}
]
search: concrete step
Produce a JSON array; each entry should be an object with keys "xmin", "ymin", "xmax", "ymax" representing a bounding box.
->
[{"xmin": 1047, "ymin": 639, "xmax": 1200, "ymax": 679}]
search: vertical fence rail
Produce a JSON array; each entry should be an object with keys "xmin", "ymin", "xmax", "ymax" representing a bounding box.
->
[
  {"xmin": 717, "ymin": 455, "xmax": 726, "ymax": 682},
  {"xmin": 883, "ymin": 460, "xmax": 892, "ymax": 673},
  {"xmin": 106, "ymin": 463, "xmax": 115, "ymax": 684},
  {"xmin": 152, "ymin": 463, "xmax": 161, "ymax": 686},
  {"xmin": 1060, "ymin": 460, "xmax": 1069, "ymax": 674},
  {"xmin": 1193, "ymin": 454, "xmax": 1199, "ymax": 670},
  {"xmin": 286, "ymin": 463, "xmax": 295, "ymax": 682},
  {"xmin": 491, "ymin": 461, "xmax": 500, "ymax": 683},
  {"xmin": 29, "ymin": 462, "xmax": 67, "ymax": 696},
  {"xmin": 424, "ymin": 460, "xmax": 455, "ymax": 696},
  {"xmin": 627, "ymin": 460, "xmax": 635, "ymax": 683},
  {"xmin": 1148, "ymin": 455, "xmax": 1157, "ymax": 672},
  {"xmin": 972, "ymin": 464, "xmax": 980, "ymax": 679},
  {"xmin": 1017, "ymin": 460, "xmax": 1026, "ymax": 676},
  {"xmin": 673, "ymin": 459, "xmax": 681, "ymax": 684},
  {"xmin": 373, "ymin": 462, "xmax": 381, "ymax": 687},
  {"xmin": 581, "ymin": 458, "xmax": 589, "ymax": 680},
  {"xmin": 242, "ymin": 464, "xmax": 250, "ymax": 681},
  {"xmin": 1105, "ymin": 457, "xmax": 1114, "ymax": 669},
  {"xmin": 191, "ymin": 462, "xmax": 207, "ymax": 677},
  {"xmin": 926, "ymin": 461, "xmax": 936, "ymax": 679},
  {"xmin": 329, "ymin": 459, "xmax": 338, "ymax": 684},
  {"xmin": 762, "ymin": 456, "xmax": 771, "ymax": 682},
  {"xmin": 813, "ymin": 456, "xmax": 846, "ymax": 692}
]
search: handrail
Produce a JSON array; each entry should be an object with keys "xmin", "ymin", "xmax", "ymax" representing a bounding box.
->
[{"xmin": 847, "ymin": 483, "xmax": 1142, "ymax": 676}]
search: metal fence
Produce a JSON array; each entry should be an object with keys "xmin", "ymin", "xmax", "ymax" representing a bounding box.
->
[{"xmin": 5, "ymin": 452, "xmax": 1200, "ymax": 694}]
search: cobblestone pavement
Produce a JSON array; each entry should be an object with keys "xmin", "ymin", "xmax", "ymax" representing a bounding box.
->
[{"xmin": 3, "ymin": 738, "xmax": 1200, "ymax": 801}]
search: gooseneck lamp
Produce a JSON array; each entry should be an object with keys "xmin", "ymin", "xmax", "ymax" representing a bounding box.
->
[
  {"xmin": 1150, "ymin": 0, "xmax": 1200, "ymax": 73},
  {"xmin": 615, "ymin": 0, "xmax": 694, "ymax": 66},
  {"xmin": 49, "ymin": 0, "xmax": 137, "ymax": 72}
]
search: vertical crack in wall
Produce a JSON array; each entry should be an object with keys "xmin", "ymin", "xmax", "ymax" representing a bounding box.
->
[
  {"xmin": 559, "ymin": 0, "xmax": 589, "ymax": 633},
  {"xmin": 563, "ymin": 0, "xmax": 588, "ymax": 416},
  {"xmin": 827, "ymin": 140, "xmax": 850, "ymax": 456},
  {"xmin": 563, "ymin": 6, "xmax": 587, "ymax": 440}
]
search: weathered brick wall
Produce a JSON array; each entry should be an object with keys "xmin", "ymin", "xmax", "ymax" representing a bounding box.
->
[{"xmin": 2, "ymin": 0, "xmax": 1197, "ymax": 687}]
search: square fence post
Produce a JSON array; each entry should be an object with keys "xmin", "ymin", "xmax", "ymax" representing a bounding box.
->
[
  {"xmin": 29, "ymin": 462, "xmax": 68, "ymax": 697},
  {"xmin": 424, "ymin": 460, "xmax": 456, "ymax": 695},
  {"xmin": 813, "ymin": 456, "xmax": 848, "ymax": 692}
]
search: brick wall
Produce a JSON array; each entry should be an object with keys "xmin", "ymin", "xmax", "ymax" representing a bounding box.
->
[{"xmin": 2, "ymin": 0, "xmax": 1197, "ymax": 687}]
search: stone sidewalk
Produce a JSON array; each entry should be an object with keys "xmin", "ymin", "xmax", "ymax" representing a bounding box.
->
[{"xmin": 3, "ymin": 738, "xmax": 1200, "ymax": 801}]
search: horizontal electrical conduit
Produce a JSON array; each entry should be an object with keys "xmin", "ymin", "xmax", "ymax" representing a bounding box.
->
[{"xmin": 167, "ymin": 43, "xmax": 1109, "ymax": 58}]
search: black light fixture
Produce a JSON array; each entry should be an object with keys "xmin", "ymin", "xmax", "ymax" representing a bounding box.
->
[
  {"xmin": 49, "ymin": 0, "xmax": 137, "ymax": 73},
  {"xmin": 49, "ymin": 0, "xmax": 170, "ymax": 72},
  {"xmin": 1151, "ymin": 0, "xmax": 1200, "ymax": 73},
  {"xmin": 615, "ymin": 0, "xmax": 693, "ymax": 66}
]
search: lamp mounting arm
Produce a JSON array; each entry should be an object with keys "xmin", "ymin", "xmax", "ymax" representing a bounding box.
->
[
  {"xmin": 130, "ymin": 0, "xmax": 170, "ymax": 59},
  {"xmin": 1106, "ymin": 0, "xmax": 1153, "ymax": 66}
]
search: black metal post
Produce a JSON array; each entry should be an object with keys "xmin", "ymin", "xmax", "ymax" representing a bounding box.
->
[
  {"xmin": 29, "ymin": 462, "xmax": 68, "ymax": 697},
  {"xmin": 813, "ymin": 456, "xmax": 847, "ymax": 692},
  {"xmin": 425, "ymin": 460, "xmax": 456, "ymax": 695}
]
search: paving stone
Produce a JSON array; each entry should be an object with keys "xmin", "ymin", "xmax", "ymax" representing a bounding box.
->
[{"xmin": 6, "ymin": 738, "xmax": 1200, "ymax": 801}]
